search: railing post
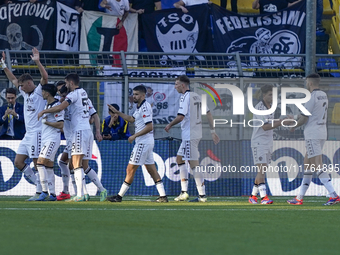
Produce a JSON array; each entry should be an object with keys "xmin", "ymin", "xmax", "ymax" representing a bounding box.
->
[{"xmin": 305, "ymin": 0, "xmax": 316, "ymax": 76}]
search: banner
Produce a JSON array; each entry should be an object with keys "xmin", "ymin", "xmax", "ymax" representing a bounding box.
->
[
  {"xmin": 210, "ymin": 1, "xmax": 306, "ymax": 68},
  {"xmin": 101, "ymin": 67, "xmax": 185, "ymax": 122},
  {"xmin": 0, "ymin": 1, "xmax": 56, "ymax": 51},
  {"xmin": 79, "ymin": 11, "xmax": 138, "ymax": 66},
  {"xmin": 56, "ymin": 1, "xmax": 79, "ymax": 51},
  {"xmin": 142, "ymin": 4, "xmax": 214, "ymax": 66},
  {"xmin": 1, "ymin": 140, "xmax": 340, "ymax": 196}
]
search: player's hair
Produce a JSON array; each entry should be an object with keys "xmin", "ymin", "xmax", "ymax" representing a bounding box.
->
[
  {"xmin": 133, "ymin": 85, "xmax": 146, "ymax": 94},
  {"xmin": 18, "ymin": 73, "xmax": 33, "ymax": 83},
  {"xmin": 54, "ymin": 80, "xmax": 66, "ymax": 87},
  {"xmin": 109, "ymin": 103, "xmax": 120, "ymax": 113},
  {"xmin": 5, "ymin": 87, "xmax": 17, "ymax": 95},
  {"xmin": 176, "ymin": 75, "xmax": 190, "ymax": 86},
  {"xmin": 260, "ymin": 84, "xmax": 273, "ymax": 96},
  {"xmin": 65, "ymin": 73, "xmax": 80, "ymax": 85},
  {"xmin": 306, "ymin": 73, "xmax": 320, "ymax": 87},
  {"xmin": 42, "ymin": 84, "xmax": 57, "ymax": 97}
]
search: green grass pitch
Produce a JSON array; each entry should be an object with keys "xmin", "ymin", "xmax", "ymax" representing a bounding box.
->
[{"xmin": 0, "ymin": 196, "xmax": 339, "ymax": 255}]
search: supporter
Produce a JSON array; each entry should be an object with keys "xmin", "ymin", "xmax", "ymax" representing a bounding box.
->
[
  {"xmin": 252, "ymin": 0, "xmax": 301, "ymax": 14},
  {"xmin": 129, "ymin": 0, "xmax": 161, "ymax": 51},
  {"xmin": 98, "ymin": 0, "xmax": 130, "ymax": 29},
  {"xmin": 316, "ymin": 0, "xmax": 326, "ymax": 32},
  {"xmin": 174, "ymin": 0, "xmax": 209, "ymax": 13},
  {"xmin": 102, "ymin": 104, "xmax": 131, "ymax": 141},
  {"xmin": 220, "ymin": 0, "xmax": 237, "ymax": 13},
  {"xmin": 0, "ymin": 87, "xmax": 25, "ymax": 140}
]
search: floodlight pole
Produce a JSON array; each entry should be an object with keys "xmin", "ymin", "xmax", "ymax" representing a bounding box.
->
[{"xmin": 305, "ymin": 0, "xmax": 316, "ymax": 77}]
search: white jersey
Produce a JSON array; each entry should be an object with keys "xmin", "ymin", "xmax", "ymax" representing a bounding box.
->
[
  {"xmin": 251, "ymin": 100, "xmax": 274, "ymax": 147},
  {"xmin": 183, "ymin": 0, "xmax": 208, "ymax": 6},
  {"xmin": 19, "ymin": 84, "xmax": 46, "ymax": 133},
  {"xmin": 42, "ymin": 100, "xmax": 64, "ymax": 141},
  {"xmin": 302, "ymin": 89, "xmax": 328, "ymax": 140},
  {"xmin": 104, "ymin": 0, "xmax": 129, "ymax": 16},
  {"xmin": 178, "ymin": 90, "xmax": 203, "ymax": 140},
  {"xmin": 133, "ymin": 100, "xmax": 154, "ymax": 144},
  {"xmin": 65, "ymin": 88, "xmax": 91, "ymax": 132}
]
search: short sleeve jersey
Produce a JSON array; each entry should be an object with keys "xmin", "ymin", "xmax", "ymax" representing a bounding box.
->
[
  {"xmin": 42, "ymin": 100, "xmax": 64, "ymax": 141},
  {"xmin": 251, "ymin": 100, "xmax": 274, "ymax": 147},
  {"xmin": 65, "ymin": 88, "xmax": 91, "ymax": 132},
  {"xmin": 302, "ymin": 89, "xmax": 328, "ymax": 140},
  {"xmin": 178, "ymin": 90, "xmax": 203, "ymax": 140},
  {"xmin": 104, "ymin": 0, "xmax": 129, "ymax": 16},
  {"xmin": 133, "ymin": 99, "xmax": 154, "ymax": 144},
  {"xmin": 19, "ymin": 84, "xmax": 46, "ymax": 133}
]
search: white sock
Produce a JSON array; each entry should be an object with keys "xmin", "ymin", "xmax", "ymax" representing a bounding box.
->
[
  {"xmin": 35, "ymin": 172, "xmax": 42, "ymax": 193},
  {"xmin": 193, "ymin": 168, "xmax": 205, "ymax": 196},
  {"xmin": 258, "ymin": 183, "xmax": 267, "ymax": 198},
  {"xmin": 22, "ymin": 164, "xmax": 36, "ymax": 184},
  {"xmin": 118, "ymin": 181, "xmax": 131, "ymax": 197},
  {"xmin": 36, "ymin": 164, "xmax": 48, "ymax": 192},
  {"xmin": 59, "ymin": 160, "xmax": 70, "ymax": 194},
  {"xmin": 83, "ymin": 177, "xmax": 88, "ymax": 195},
  {"xmin": 85, "ymin": 167, "xmax": 105, "ymax": 192},
  {"xmin": 251, "ymin": 184, "xmax": 259, "ymax": 196},
  {"xmin": 179, "ymin": 163, "xmax": 188, "ymax": 192},
  {"xmin": 319, "ymin": 172, "xmax": 337, "ymax": 198},
  {"xmin": 74, "ymin": 167, "xmax": 85, "ymax": 197},
  {"xmin": 297, "ymin": 174, "xmax": 312, "ymax": 200},
  {"xmin": 70, "ymin": 171, "xmax": 77, "ymax": 195},
  {"xmin": 46, "ymin": 167, "xmax": 56, "ymax": 196},
  {"xmin": 155, "ymin": 180, "xmax": 166, "ymax": 197}
]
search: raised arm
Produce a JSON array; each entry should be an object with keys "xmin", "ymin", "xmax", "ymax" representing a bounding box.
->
[
  {"xmin": 30, "ymin": 48, "xmax": 48, "ymax": 85},
  {"xmin": 1, "ymin": 51, "xmax": 19, "ymax": 89}
]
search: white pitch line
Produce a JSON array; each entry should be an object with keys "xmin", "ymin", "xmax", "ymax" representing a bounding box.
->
[{"xmin": 0, "ymin": 207, "xmax": 339, "ymax": 211}]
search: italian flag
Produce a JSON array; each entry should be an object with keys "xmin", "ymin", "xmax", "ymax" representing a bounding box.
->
[{"xmin": 80, "ymin": 11, "xmax": 138, "ymax": 66}]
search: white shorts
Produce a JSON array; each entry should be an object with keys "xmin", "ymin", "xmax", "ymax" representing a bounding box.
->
[
  {"xmin": 177, "ymin": 139, "xmax": 200, "ymax": 161},
  {"xmin": 39, "ymin": 138, "xmax": 61, "ymax": 161},
  {"xmin": 71, "ymin": 130, "xmax": 93, "ymax": 160},
  {"xmin": 305, "ymin": 139, "xmax": 325, "ymax": 159},
  {"xmin": 63, "ymin": 139, "xmax": 72, "ymax": 159},
  {"xmin": 252, "ymin": 146, "xmax": 272, "ymax": 165},
  {"xmin": 129, "ymin": 143, "xmax": 154, "ymax": 165},
  {"xmin": 17, "ymin": 131, "xmax": 42, "ymax": 159}
]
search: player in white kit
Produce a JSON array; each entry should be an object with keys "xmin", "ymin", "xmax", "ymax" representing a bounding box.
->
[
  {"xmin": 249, "ymin": 85, "xmax": 294, "ymax": 205},
  {"xmin": 36, "ymin": 84, "xmax": 64, "ymax": 201},
  {"xmin": 165, "ymin": 75, "xmax": 220, "ymax": 202},
  {"xmin": 38, "ymin": 74, "xmax": 94, "ymax": 202},
  {"xmin": 54, "ymin": 81, "xmax": 106, "ymax": 202},
  {"xmin": 288, "ymin": 73, "xmax": 340, "ymax": 206},
  {"xmin": 106, "ymin": 85, "xmax": 168, "ymax": 202},
  {"xmin": 1, "ymin": 48, "xmax": 48, "ymax": 201}
]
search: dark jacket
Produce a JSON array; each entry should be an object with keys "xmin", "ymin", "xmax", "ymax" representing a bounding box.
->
[
  {"xmin": 102, "ymin": 115, "xmax": 130, "ymax": 141},
  {"xmin": 0, "ymin": 102, "xmax": 25, "ymax": 139}
]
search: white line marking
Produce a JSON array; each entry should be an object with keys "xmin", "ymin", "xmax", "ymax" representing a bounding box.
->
[{"xmin": 0, "ymin": 207, "xmax": 339, "ymax": 211}]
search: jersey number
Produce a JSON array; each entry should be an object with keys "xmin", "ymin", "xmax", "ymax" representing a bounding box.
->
[
  {"xmin": 194, "ymin": 102, "xmax": 201, "ymax": 120},
  {"xmin": 318, "ymin": 102, "xmax": 328, "ymax": 125},
  {"xmin": 82, "ymin": 98, "xmax": 89, "ymax": 115}
]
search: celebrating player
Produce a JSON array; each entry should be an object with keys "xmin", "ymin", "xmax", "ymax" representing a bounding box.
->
[
  {"xmin": 165, "ymin": 75, "xmax": 220, "ymax": 202},
  {"xmin": 38, "ymin": 73, "xmax": 97, "ymax": 202},
  {"xmin": 287, "ymin": 73, "xmax": 340, "ymax": 206},
  {"xmin": 248, "ymin": 85, "xmax": 294, "ymax": 204},
  {"xmin": 35, "ymin": 84, "xmax": 64, "ymax": 201},
  {"xmin": 106, "ymin": 85, "xmax": 168, "ymax": 202},
  {"xmin": 1, "ymin": 48, "xmax": 48, "ymax": 201},
  {"xmin": 54, "ymin": 81, "xmax": 106, "ymax": 201}
]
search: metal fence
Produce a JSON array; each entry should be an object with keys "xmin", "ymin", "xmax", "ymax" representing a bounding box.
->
[{"xmin": 0, "ymin": 50, "xmax": 339, "ymax": 141}]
